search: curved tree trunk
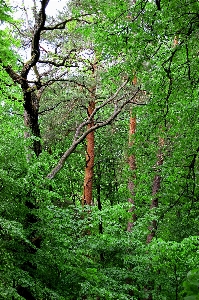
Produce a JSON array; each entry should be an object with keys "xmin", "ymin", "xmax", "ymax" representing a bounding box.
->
[{"xmin": 3, "ymin": 0, "xmax": 49, "ymax": 157}]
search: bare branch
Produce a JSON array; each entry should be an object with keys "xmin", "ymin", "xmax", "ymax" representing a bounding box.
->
[
  {"xmin": 74, "ymin": 93, "xmax": 126, "ymax": 140},
  {"xmin": 22, "ymin": 0, "xmax": 31, "ymax": 31},
  {"xmin": 38, "ymin": 59, "xmax": 75, "ymax": 68},
  {"xmin": 43, "ymin": 14, "xmax": 92, "ymax": 30},
  {"xmin": 9, "ymin": 21, "xmax": 28, "ymax": 37},
  {"xmin": 38, "ymin": 48, "xmax": 77, "ymax": 67},
  {"xmin": 58, "ymin": 79, "xmax": 91, "ymax": 93},
  {"xmin": 47, "ymin": 86, "xmax": 140, "ymax": 179},
  {"xmin": 39, "ymin": 97, "xmax": 79, "ymax": 117},
  {"xmin": 39, "ymin": 101, "xmax": 63, "ymax": 115},
  {"xmin": 87, "ymin": 78, "xmax": 130, "ymax": 120},
  {"xmin": 40, "ymin": 74, "xmax": 89, "ymax": 89}
]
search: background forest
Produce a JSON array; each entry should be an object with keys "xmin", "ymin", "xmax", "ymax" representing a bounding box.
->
[{"xmin": 0, "ymin": 0, "xmax": 199, "ymax": 299}]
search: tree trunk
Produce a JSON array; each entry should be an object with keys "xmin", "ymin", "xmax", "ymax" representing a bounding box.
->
[
  {"xmin": 143, "ymin": 138, "xmax": 164, "ymax": 300},
  {"xmin": 96, "ymin": 162, "xmax": 104, "ymax": 262},
  {"xmin": 147, "ymin": 137, "xmax": 164, "ymax": 243},
  {"xmin": 3, "ymin": 0, "xmax": 49, "ymax": 157},
  {"xmin": 83, "ymin": 59, "xmax": 97, "ymax": 206},
  {"xmin": 4, "ymin": 66, "xmax": 42, "ymax": 157},
  {"xmin": 24, "ymin": 89, "xmax": 42, "ymax": 157},
  {"xmin": 127, "ymin": 115, "xmax": 137, "ymax": 231},
  {"xmin": 83, "ymin": 100, "xmax": 95, "ymax": 205}
]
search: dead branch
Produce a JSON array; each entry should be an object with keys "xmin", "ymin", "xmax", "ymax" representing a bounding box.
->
[
  {"xmin": 47, "ymin": 84, "xmax": 140, "ymax": 179},
  {"xmin": 43, "ymin": 14, "xmax": 92, "ymax": 30},
  {"xmin": 38, "ymin": 48, "xmax": 77, "ymax": 67},
  {"xmin": 38, "ymin": 59, "xmax": 75, "ymax": 68},
  {"xmin": 39, "ymin": 101, "xmax": 63, "ymax": 115},
  {"xmin": 74, "ymin": 78, "xmax": 130, "ymax": 139}
]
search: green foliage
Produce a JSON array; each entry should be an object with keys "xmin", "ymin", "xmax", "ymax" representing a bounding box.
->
[
  {"xmin": 1, "ymin": 0, "xmax": 199, "ymax": 299},
  {"xmin": 0, "ymin": 1, "xmax": 20, "ymax": 64},
  {"xmin": 183, "ymin": 269, "xmax": 199, "ymax": 300}
]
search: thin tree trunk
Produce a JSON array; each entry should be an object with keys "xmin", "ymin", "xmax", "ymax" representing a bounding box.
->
[
  {"xmin": 97, "ymin": 185, "xmax": 103, "ymax": 235},
  {"xmin": 147, "ymin": 137, "xmax": 164, "ymax": 243},
  {"xmin": 127, "ymin": 114, "xmax": 137, "ymax": 231},
  {"xmin": 96, "ymin": 162, "xmax": 104, "ymax": 262},
  {"xmin": 143, "ymin": 138, "xmax": 164, "ymax": 300}
]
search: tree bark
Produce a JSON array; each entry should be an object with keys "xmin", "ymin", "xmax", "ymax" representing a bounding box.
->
[
  {"xmin": 3, "ymin": 0, "xmax": 50, "ymax": 156},
  {"xmin": 82, "ymin": 59, "xmax": 97, "ymax": 206},
  {"xmin": 83, "ymin": 100, "xmax": 95, "ymax": 205},
  {"xmin": 127, "ymin": 115, "xmax": 137, "ymax": 231},
  {"xmin": 23, "ymin": 89, "xmax": 42, "ymax": 156}
]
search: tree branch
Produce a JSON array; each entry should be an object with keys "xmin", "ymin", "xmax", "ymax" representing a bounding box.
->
[
  {"xmin": 38, "ymin": 59, "xmax": 76, "ymax": 68},
  {"xmin": 39, "ymin": 101, "xmax": 63, "ymax": 115},
  {"xmin": 43, "ymin": 14, "xmax": 92, "ymax": 30},
  {"xmin": 3, "ymin": 65, "xmax": 25, "ymax": 85},
  {"xmin": 21, "ymin": 0, "xmax": 49, "ymax": 79},
  {"xmin": 38, "ymin": 48, "xmax": 77, "ymax": 67},
  {"xmin": 47, "ymin": 85, "xmax": 140, "ymax": 179}
]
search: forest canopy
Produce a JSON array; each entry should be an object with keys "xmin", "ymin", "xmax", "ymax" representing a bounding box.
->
[{"xmin": 0, "ymin": 0, "xmax": 199, "ymax": 299}]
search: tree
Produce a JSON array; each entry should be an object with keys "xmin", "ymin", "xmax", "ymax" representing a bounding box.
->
[
  {"xmin": 74, "ymin": 0, "xmax": 199, "ymax": 297},
  {"xmin": 1, "ymin": 0, "xmax": 199, "ymax": 299},
  {"xmin": 82, "ymin": 59, "xmax": 97, "ymax": 206}
]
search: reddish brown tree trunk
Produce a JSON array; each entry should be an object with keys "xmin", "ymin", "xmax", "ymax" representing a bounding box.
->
[
  {"xmin": 83, "ymin": 100, "xmax": 95, "ymax": 205},
  {"xmin": 127, "ymin": 114, "xmax": 137, "ymax": 231},
  {"xmin": 82, "ymin": 59, "xmax": 97, "ymax": 206}
]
